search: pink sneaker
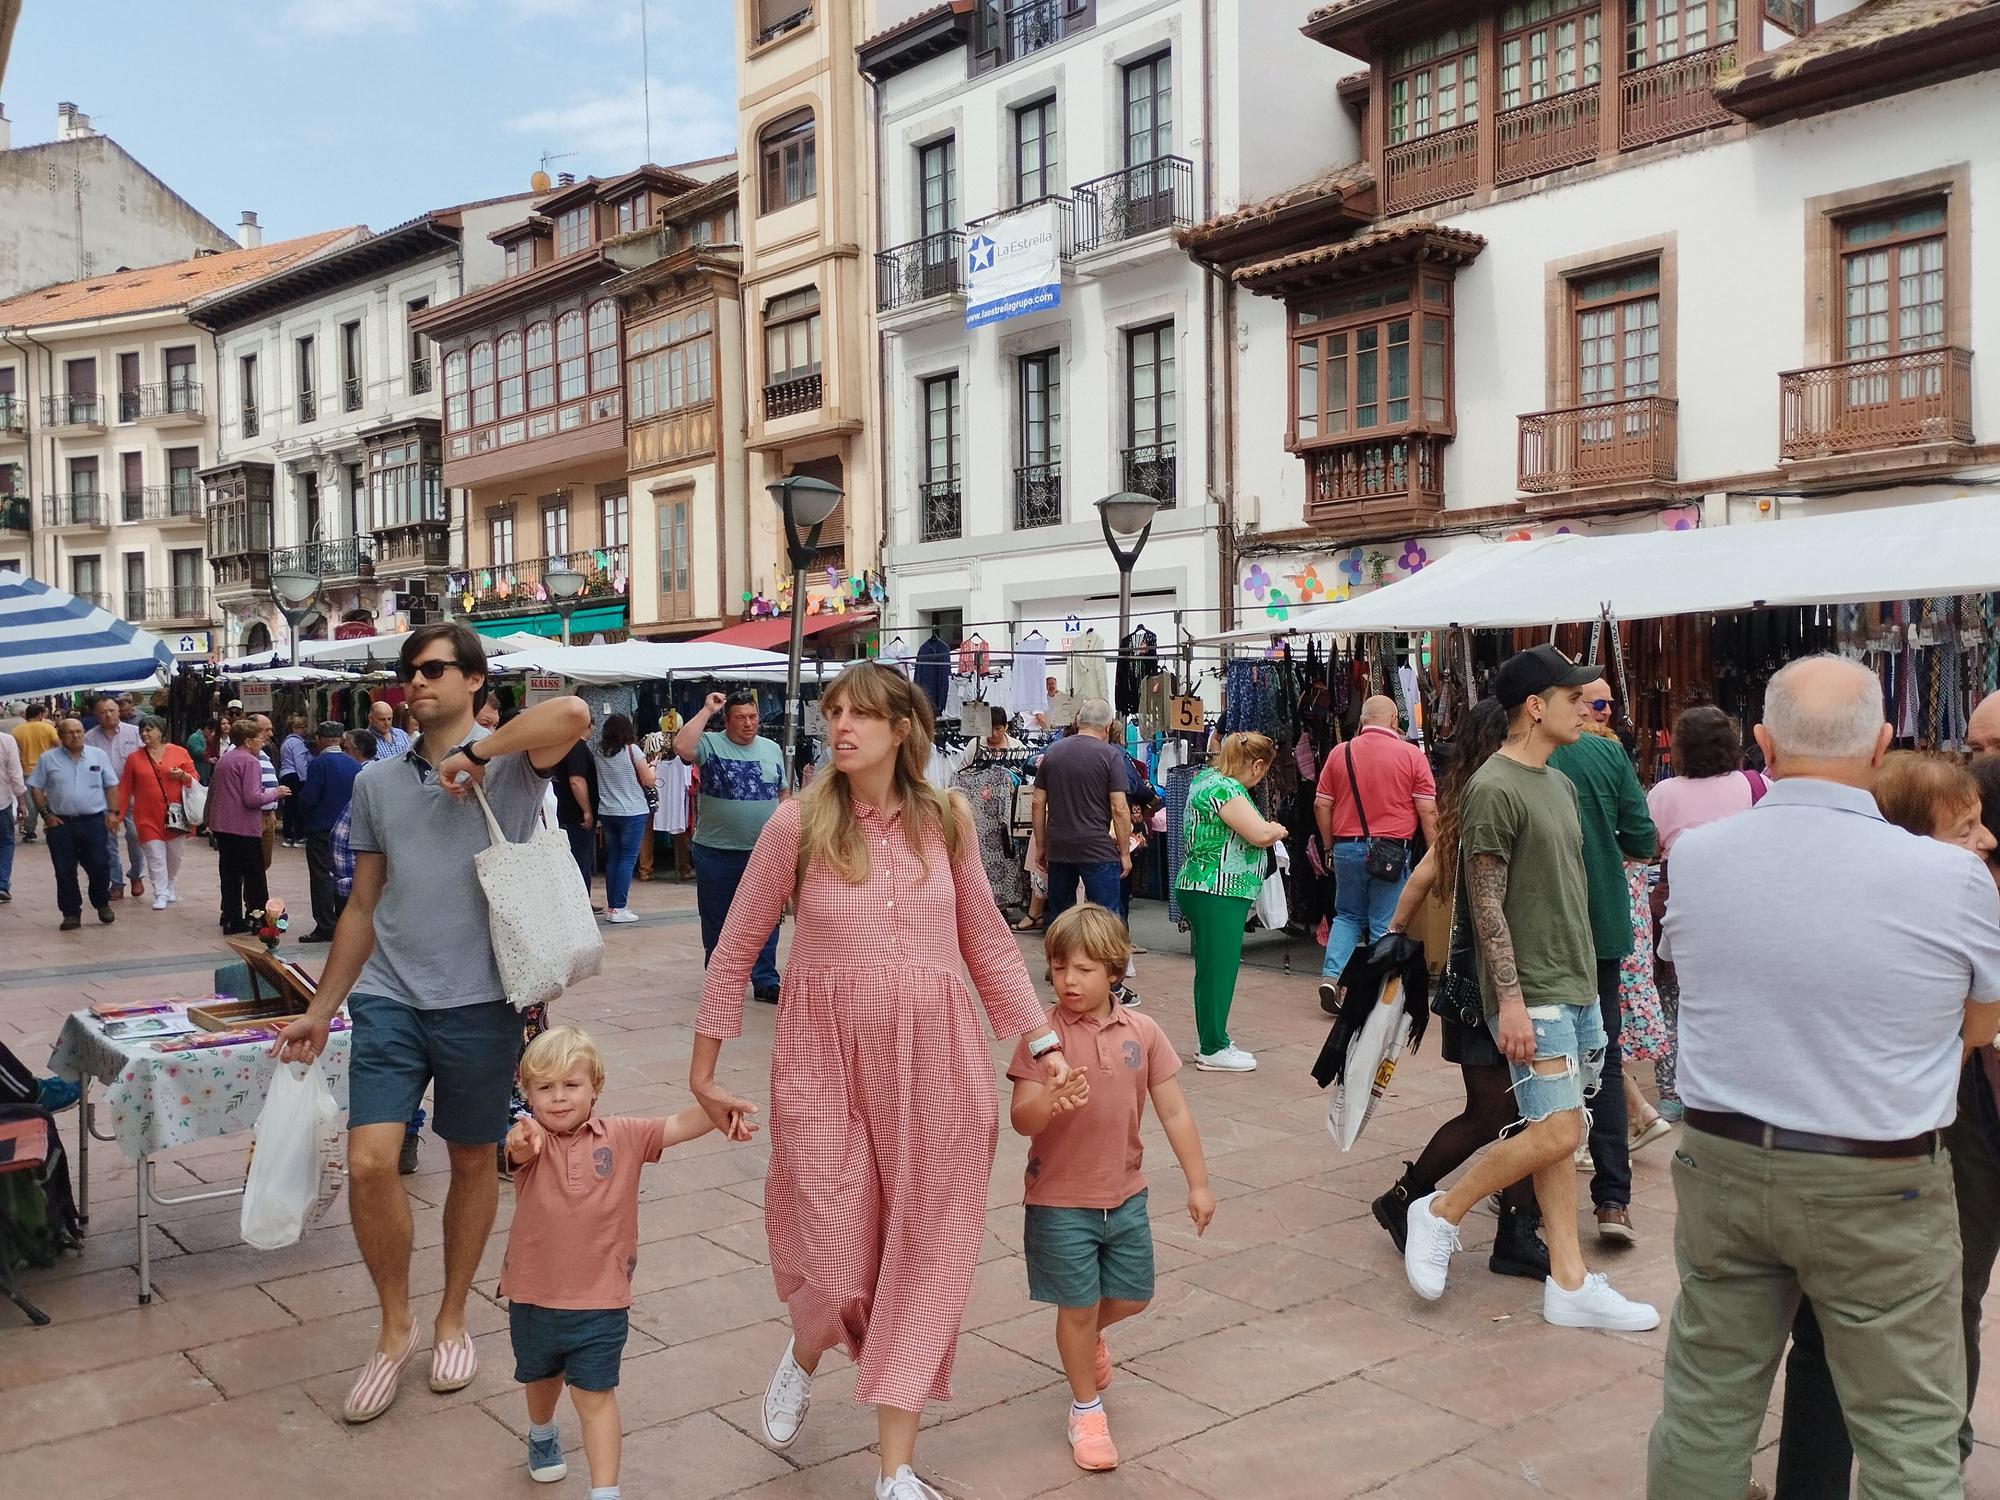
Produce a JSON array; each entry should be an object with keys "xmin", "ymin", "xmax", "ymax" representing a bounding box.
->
[{"xmin": 1067, "ymin": 1404, "xmax": 1118, "ymax": 1471}]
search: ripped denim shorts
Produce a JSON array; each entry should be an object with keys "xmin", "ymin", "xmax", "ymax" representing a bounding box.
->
[{"xmin": 1486, "ymin": 999, "xmax": 1606, "ymax": 1124}]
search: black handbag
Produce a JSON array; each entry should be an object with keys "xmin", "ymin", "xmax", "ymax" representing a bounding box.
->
[
  {"xmin": 1344, "ymin": 740, "xmax": 1409, "ymax": 883},
  {"xmin": 1430, "ymin": 868, "xmax": 1485, "ymax": 1027}
]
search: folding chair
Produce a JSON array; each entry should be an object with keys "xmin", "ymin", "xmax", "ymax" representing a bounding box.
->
[{"xmin": 0, "ymin": 1113, "xmax": 54, "ymax": 1325}]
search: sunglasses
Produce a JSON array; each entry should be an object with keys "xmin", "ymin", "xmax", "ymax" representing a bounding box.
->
[
  {"xmin": 400, "ymin": 659, "xmax": 465, "ymax": 683},
  {"xmin": 1585, "ymin": 698, "xmax": 1613, "ymax": 712}
]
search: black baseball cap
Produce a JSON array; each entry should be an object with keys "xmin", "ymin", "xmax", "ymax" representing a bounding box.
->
[{"xmin": 1493, "ymin": 645, "xmax": 1601, "ymax": 710}]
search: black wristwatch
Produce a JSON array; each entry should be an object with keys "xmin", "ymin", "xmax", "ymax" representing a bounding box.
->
[{"xmin": 458, "ymin": 740, "xmax": 489, "ymax": 766}]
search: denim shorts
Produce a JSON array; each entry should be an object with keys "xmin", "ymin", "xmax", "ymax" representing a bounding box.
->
[
  {"xmin": 347, "ymin": 992, "xmax": 522, "ymax": 1143},
  {"xmin": 509, "ymin": 1303, "xmax": 629, "ymax": 1391},
  {"xmin": 1486, "ymin": 999, "xmax": 1605, "ymax": 1124},
  {"xmin": 1023, "ymin": 1189, "xmax": 1155, "ymax": 1308}
]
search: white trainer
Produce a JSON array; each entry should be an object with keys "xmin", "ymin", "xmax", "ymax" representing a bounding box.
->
[
  {"xmin": 761, "ymin": 1337, "xmax": 813, "ymax": 1449},
  {"xmin": 1403, "ymin": 1191, "xmax": 1461, "ymax": 1301},
  {"xmin": 152, "ymin": 894, "xmax": 169, "ymax": 911},
  {"xmin": 605, "ymin": 908, "xmax": 639, "ymax": 924},
  {"xmin": 1543, "ymin": 1272, "xmax": 1660, "ymax": 1331},
  {"xmin": 1194, "ymin": 1044, "xmax": 1257, "ymax": 1072},
  {"xmin": 875, "ymin": 1466, "xmax": 946, "ymax": 1500}
]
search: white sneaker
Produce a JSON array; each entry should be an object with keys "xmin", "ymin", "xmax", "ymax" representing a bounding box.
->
[
  {"xmin": 1543, "ymin": 1271, "xmax": 1660, "ymax": 1332},
  {"xmin": 1403, "ymin": 1191, "xmax": 1461, "ymax": 1301},
  {"xmin": 605, "ymin": 908, "xmax": 639, "ymax": 924},
  {"xmin": 1574, "ymin": 1143, "xmax": 1595, "ymax": 1172},
  {"xmin": 875, "ymin": 1467, "xmax": 946, "ymax": 1500},
  {"xmin": 164, "ymin": 889, "xmax": 177, "ymax": 904},
  {"xmin": 152, "ymin": 894, "xmax": 169, "ymax": 911},
  {"xmin": 761, "ymin": 1337, "xmax": 813, "ymax": 1449},
  {"xmin": 1194, "ymin": 1044, "xmax": 1257, "ymax": 1072}
]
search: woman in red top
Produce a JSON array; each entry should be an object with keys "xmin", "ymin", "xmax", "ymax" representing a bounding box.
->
[
  {"xmin": 690, "ymin": 662, "xmax": 1073, "ymax": 1500},
  {"xmin": 117, "ymin": 715, "xmax": 198, "ymax": 911}
]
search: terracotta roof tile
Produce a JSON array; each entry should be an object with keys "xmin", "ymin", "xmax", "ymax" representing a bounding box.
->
[
  {"xmin": 859, "ymin": 0, "xmax": 966, "ymax": 51},
  {"xmin": 1746, "ymin": 0, "xmax": 1997, "ymax": 81},
  {"xmin": 0, "ymin": 228, "xmax": 360, "ymax": 329},
  {"xmin": 1307, "ymin": 0, "xmax": 1375, "ymax": 22},
  {"xmin": 1234, "ymin": 219, "xmax": 1486, "ymax": 285},
  {"xmin": 1179, "ymin": 162, "xmax": 1374, "ymax": 247}
]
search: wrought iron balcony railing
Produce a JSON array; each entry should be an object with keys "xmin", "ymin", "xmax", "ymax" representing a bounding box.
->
[
  {"xmin": 1121, "ymin": 441, "xmax": 1177, "ymax": 507},
  {"xmin": 876, "ymin": 232, "xmax": 965, "ymax": 311},
  {"xmin": 138, "ymin": 381, "xmax": 203, "ymax": 421},
  {"xmin": 42, "ymin": 492, "xmax": 109, "ymax": 529},
  {"xmin": 1072, "ymin": 157, "xmax": 1194, "ymax": 254},
  {"xmin": 467, "ymin": 545, "xmax": 630, "ymax": 613},
  {"xmin": 408, "ymin": 358, "xmax": 432, "ymax": 395},
  {"xmin": 1014, "ymin": 461, "xmax": 1062, "ymax": 530},
  {"xmin": 919, "ymin": 478, "xmax": 961, "ymax": 542},
  {"xmin": 42, "ymin": 394, "xmax": 104, "ymax": 428},
  {"xmin": 271, "ymin": 534, "xmax": 376, "ymax": 582}
]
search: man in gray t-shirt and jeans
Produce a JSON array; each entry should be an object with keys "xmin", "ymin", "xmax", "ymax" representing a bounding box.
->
[
  {"xmin": 274, "ymin": 621, "xmax": 589, "ymax": 1425},
  {"xmin": 675, "ymin": 688, "xmax": 786, "ymax": 1003}
]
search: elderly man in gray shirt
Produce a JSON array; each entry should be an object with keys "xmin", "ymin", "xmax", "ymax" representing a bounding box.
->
[{"xmin": 1647, "ymin": 655, "xmax": 2000, "ymax": 1499}]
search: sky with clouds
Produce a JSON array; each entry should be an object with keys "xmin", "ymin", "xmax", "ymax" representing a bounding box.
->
[{"xmin": 3, "ymin": 0, "xmax": 739, "ymax": 243}]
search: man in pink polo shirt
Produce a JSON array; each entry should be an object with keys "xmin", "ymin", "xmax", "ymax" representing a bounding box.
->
[{"xmin": 1316, "ymin": 696, "xmax": 1437, "ymax": 1010}]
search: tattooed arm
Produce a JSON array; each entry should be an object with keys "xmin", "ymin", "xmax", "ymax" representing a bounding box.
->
[{"xmin": 1469, "ymin": 851, "xmax": 1534, "ymax": 1063}]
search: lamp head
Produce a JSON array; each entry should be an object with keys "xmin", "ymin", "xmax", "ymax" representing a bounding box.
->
[
  {"xmin": 768, "ymin": 474, "xmax": 844, "ymax": 530},
  {"xmin": 1097, "ymin": 492, "xmax": 1162, "ymax": 540},
  {"xmin": 270, "ymin": 565, "xmax": 320, "ymax": 610},
  {"xmin": 545, "ymin": 565, "xmax": 588, "ymax": 604}
]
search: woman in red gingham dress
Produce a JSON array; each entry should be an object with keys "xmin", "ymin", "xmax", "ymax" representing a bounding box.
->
[{"xmin": 691, "ymin": 663, "xmax": 1073, "ymax": 1500}]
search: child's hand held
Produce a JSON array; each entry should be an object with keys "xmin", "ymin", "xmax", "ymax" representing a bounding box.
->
[{"xmin": 1188, "ymin": 1184, "xmax": 1215, "ymax": 1235}]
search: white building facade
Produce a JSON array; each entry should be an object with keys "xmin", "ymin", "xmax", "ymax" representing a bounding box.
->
[
  {"xmin": 1186, "ymin": 0, "xmax": 2000, "ymax": 630},
  {"xmin": 193, "ymin": 198, "xmax": 530, "ymax": 656},
  {"xmin": 858, "ymin": 0, "xmax": 1342, "ymax": 681}
]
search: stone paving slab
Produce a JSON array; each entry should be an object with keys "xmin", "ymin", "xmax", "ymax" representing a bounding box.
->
[{"xmin": 7, "ymin": 835, "xmax": 1998, "ymax": 1497}]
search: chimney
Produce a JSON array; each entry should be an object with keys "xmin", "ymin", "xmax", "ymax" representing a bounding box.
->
[
  {"xmin": 56, "ymin": 101, "xmax": 93, "ymax": 140},
  {"xmin": 557, "ymin": 172, "xmax": 576, "ymax": 188},
  {"xmin": 237, "ymin": 211, "xmax": 262, "ymax": 250},
  {"xmin": 0, "ymin": 104, "xmax": 10, "ymax": 153}
]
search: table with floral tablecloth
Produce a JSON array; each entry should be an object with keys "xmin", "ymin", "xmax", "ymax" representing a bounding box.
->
[{"xmin": 48, "ymin": 1011, "xmax": 351, "ymax": 1160}]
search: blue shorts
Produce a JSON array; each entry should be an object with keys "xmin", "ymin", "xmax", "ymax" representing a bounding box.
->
[
  {"xmin": 346, "ymin": 992, "xmax": 522, "ymax": 1144},
  {"xmin": 1023, "ymin": 1189, "xmax": 1155, "ymax": 1308},
  {"xmin": 509, "ymin": 1303, "xmax": 629, "ymax": 1391},
  {"xmin": 1486, "ymin": 999, "xmax": 1606, "ymax": 1124}
]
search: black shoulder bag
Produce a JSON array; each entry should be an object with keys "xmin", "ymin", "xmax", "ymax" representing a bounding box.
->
[
  {"xmin": 1431, "ymin": 865, "xmax": 1485, "ymax": 1026},
  {"xmin": 1344, "ymin": 739, "xmax": 1409, "ymax": 883}
]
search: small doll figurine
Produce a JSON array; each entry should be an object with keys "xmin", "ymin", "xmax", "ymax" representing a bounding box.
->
[{"xmin": 248, "ymin": 897, "xmax": 289, "ymax": 950}]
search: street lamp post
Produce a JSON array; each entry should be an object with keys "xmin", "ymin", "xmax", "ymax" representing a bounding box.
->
[
  {"xmin": 270, "ymin": 557, "xmax": 323, "ymax": 669},
  {"xmin": 1096, "ymin": 491, "xmax": 1163, "ymax": 667},
  {"xmin": 545, "ymin": 562, "xmax": 588, "ymax": 647},
  {"xmin": 766, "ymin": 474, "xmax": 844, "ymax": 788}
]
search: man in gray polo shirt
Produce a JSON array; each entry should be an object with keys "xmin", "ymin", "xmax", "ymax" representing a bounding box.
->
[
  {"xmin": 274, "ymin": 621, "xmax": 589, "ymax": 1425},
  {"xmin": 1647, "ymin": 655, "xmax": 2000, "ymax": 1498}
]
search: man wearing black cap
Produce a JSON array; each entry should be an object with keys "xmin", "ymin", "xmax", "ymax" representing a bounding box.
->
[{"xmin": 1401, "ymin": 645, "xmax": 1658, "ymax": 1333}]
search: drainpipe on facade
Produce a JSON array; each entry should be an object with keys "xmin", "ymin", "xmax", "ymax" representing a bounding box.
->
[
  {"xmin": 1198, "ymin": 0, "xmax": 1237, "ymax": 634},
  {"xmin": 867, "ymin": 70, "xmax": 892, "ymax": 610}
]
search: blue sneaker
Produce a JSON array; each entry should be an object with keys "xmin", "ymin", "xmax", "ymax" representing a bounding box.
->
[
  {"xmin": 527, "ymin": 1431, "xmax": 567, "ymax": 1484},
  {"xmin": 38, "ymin": 1077, "xmax": 80, "ymax": 1113}
]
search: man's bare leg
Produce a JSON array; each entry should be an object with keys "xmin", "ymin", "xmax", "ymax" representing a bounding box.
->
[
  {"xmin": 1433, "ymin": 1073, "xmax": 1582, "ymax": 1230},
  {"xmin": 348, "ymin": 1122, "xmax": 415, "ymax": 1357},
  {"xmin": 1530, "ymin": 1138, "xmax": 1587, "ymax": 1291},
  {"xmin": 436, "ymin": 1139, "xmax": 500, "ymax": 1344}
]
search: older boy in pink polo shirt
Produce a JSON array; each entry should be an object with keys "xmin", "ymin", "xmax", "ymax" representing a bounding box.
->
[
  {"xmin": 500, "ymin": 1027, "xmax": 727, "ymax": 1495},
  {"xmin": 1008, "ymin": 904, "xmax": 1216, "ymax": 1473}
]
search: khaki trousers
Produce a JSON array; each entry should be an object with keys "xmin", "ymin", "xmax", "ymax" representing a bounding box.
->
[{"xmin": 1647, "ymin": 1125, "xmax": 1965, "ymax": 1500}]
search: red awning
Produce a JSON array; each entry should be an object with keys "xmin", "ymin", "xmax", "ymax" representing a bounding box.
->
[{"xmin": 693, "ymin": 610, "xmax": 877, "ymax": 652}]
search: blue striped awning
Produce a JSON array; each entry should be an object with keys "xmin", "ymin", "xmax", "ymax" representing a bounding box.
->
[{"xmin": 0, "ymin": 570, "xmax": 175, "ymax": 698}]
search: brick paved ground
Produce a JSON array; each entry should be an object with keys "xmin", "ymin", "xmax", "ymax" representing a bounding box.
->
[{"xmin": 4, "ymin": 837, "xmax": 1998, "ymax": 1498}]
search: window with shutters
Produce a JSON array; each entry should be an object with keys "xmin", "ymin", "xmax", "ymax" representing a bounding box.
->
[
  {"xmin": 759, "ymin": 110, "xmax": 817, "ymax": 213},
  {"xmin": 658, "ymin": 494, "xmax": 691, "ymax": 620}
]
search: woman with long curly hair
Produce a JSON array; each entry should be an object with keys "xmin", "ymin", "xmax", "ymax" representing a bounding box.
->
[
  {"xmin": 688, "ymin": 661, "xmax": 1075, "ymax": 1500},
  {"xmin": 1365, "ymin": 699, "xmax": 1549, "ymax": 1280}
]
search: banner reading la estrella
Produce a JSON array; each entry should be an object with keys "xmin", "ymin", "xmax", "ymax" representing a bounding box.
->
[{"xmin": 964, "ymin": 200, "xmax": 1063, "ymax": 328}]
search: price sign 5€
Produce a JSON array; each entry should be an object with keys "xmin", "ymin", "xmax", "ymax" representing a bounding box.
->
[{"xmin": 1169, "ymin": 696, "xmax": 1204, "ymax": 733}]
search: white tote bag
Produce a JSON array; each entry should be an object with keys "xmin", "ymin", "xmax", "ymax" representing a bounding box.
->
[
  {"xmin": 471, "ymin": 781, "xmax": 603, "ymax": 1010},
  {"xmin": 241, "ymin": 1060, "xmax": 343, "ymax": 1250},
  {"xmin": 180, "ymin": 775, "xmax": 209, "ymax": 826},
  {"xmin": 1251, "ymin": 840, "xmax": 1290, "ymax": 931}
]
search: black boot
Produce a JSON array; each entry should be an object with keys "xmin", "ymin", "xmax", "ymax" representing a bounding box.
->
[
  {"xmin": 1370, "ymin": 1162, "xmax": 1434, "ymax": 1253},
  {"xmin": 1489, "ymin": 1202, "xmax": 1551, "ymax": 1280}
]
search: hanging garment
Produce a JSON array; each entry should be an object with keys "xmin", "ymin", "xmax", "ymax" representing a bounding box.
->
[
  {"xmin": 1138, "ymin": 673, "xmax": 1174, "ymax": 738},
  {"xmin": 653, "ymin": 757, "xmax": 693, "ymax": 836},
  {"xmin": 1011, "ymin": 635, "xmax": 1051, "ymax": 714},
  {"xmin": 958, "ymin": 635, "xmax": 992, "ymax": 676},
  {"xmin": 1069, "ymin": 630, "xmax": 1110, "ymax": 701},
  {"xmin": 915, "ymin": 634, "xmax": 950, "ymax": 715},
  {"xmin": 1116, "ymin": 627, "xmax": 1159, "ymax": 715},
  {"xmin": 1220, "ymin": 660, "xmax": 1282, "ymax": 736},
  {"xmin": 953, "ymin": 762, "xmax": 1026, "ymax": 910},
  {"xmin": 883, "ymin": 638, "xmax": 914, "ymax": 679}
]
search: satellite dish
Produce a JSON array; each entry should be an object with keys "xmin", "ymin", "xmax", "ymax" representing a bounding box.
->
[{"xmin": 531, "ymin": 169, "xmax": 553, "ymax": 193}]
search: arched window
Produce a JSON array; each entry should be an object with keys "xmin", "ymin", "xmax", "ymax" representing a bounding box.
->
[
  {"xmin": 557, "ymin": 311, "xmax": 586, "ymax": 402},
  {"xmin": 587, "ymin": 300, "xmax": 618, "ymax": 392},
  {"xmin": 243, "ymin": 622, "xmax": 272, "ymax": 654},
  {"xmin": 525, "ymin": 321, "xmax": 554, "ymax": 408},
  {"xmin": 469, "ymin": 340, "xmax": 495, "ymax": 425},
  {"xmin": 443, "ymin": 350, "xmax": 469, "ymax": 430},
  {"xmin": 758, "ymin": 109, "xmax": 817, "ymax": 213},
  {"xmin": 497, "ymin": 332, "xmax": 524, "ymax": 418}
]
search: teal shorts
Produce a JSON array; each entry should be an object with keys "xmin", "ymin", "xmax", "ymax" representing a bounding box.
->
[{"xmin": 1023, "ymin": 1189, "xmax": 1155, "ymax": 1308}]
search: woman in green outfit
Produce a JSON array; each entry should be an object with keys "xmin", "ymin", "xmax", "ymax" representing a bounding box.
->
[{"xmin": 1175, "ymin": 732, "xmax": 1289, "ymax": 1072}]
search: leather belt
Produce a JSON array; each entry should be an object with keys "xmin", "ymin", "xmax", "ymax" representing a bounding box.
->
[
  {"xmin": 1334, "ymin": 835, "xmax": 1409, "ymax": 844},
  {"xmin": 1685, "ymin": 1109, "xmax": 1938, "ymax": 1160}
]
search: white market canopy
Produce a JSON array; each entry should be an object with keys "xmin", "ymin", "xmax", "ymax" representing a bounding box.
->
[
  {"xmin": 0, "ymin": 570, "xmax": 174, "ymax": 698},
  {"xmin": 295, "ymin": 632, "xmax": 425, "ymax": 667},
  {"xmin": 487, "ymin": 638, "xmax": 793, "ymax": 685},
  {"xmin": 1204, "ymin": 498, "xmax": 2000, "ymax": 641}
]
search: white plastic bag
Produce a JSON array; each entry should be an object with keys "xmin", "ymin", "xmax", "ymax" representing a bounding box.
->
[
  {"xmin": 240, "ymin": 1060, "xmax": 343, "ymax": 1250},
  {"xmin": 1252, "ymin": 841, "xmax": 1290, "ymax": 931}
]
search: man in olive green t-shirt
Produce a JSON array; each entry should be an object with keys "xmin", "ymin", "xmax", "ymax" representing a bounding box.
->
[{"xmin": 1400, "ymin": 646, "xmax": 1658, "ymax": 1337}]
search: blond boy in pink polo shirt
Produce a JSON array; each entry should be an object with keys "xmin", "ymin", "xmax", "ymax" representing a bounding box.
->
[
  {"xmin": 500, "ymin": 1027, "xmax": 724, "ymax": 1496},
  {"xmin": 1008, "ymin": 904, "xmax": 1216, "ymax": 1474}
]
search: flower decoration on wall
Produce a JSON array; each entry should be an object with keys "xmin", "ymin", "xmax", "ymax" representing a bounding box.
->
[
  {"xmin": 1504, "ymin": 528, "xmax": 1534, "ymax": 543},
  {"xmin": 1289, "ymin": 565, "xmax": 1327, "ymax": 602},
  {"xmin": 532, "ymin": 582, "xmax": 547, "ymax": 603},
  {"xmin": 1265, "ymin": 587, "xmax": 1290, "ymax": 621},
  {"xmin": 1242, "ymin": 563, "xmax": 1273, "ymax": 600},
  {"xmin": 1659, "ymin": 506, "xmax": 1698, "ymax": 532},
  {"xmin": 1399, "ymin": 540, "xmax": 1429, "ymax": 573},
  {"xmin": 1336, "ymin": 549, "xmax": 1365, "ymax": 587}
]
